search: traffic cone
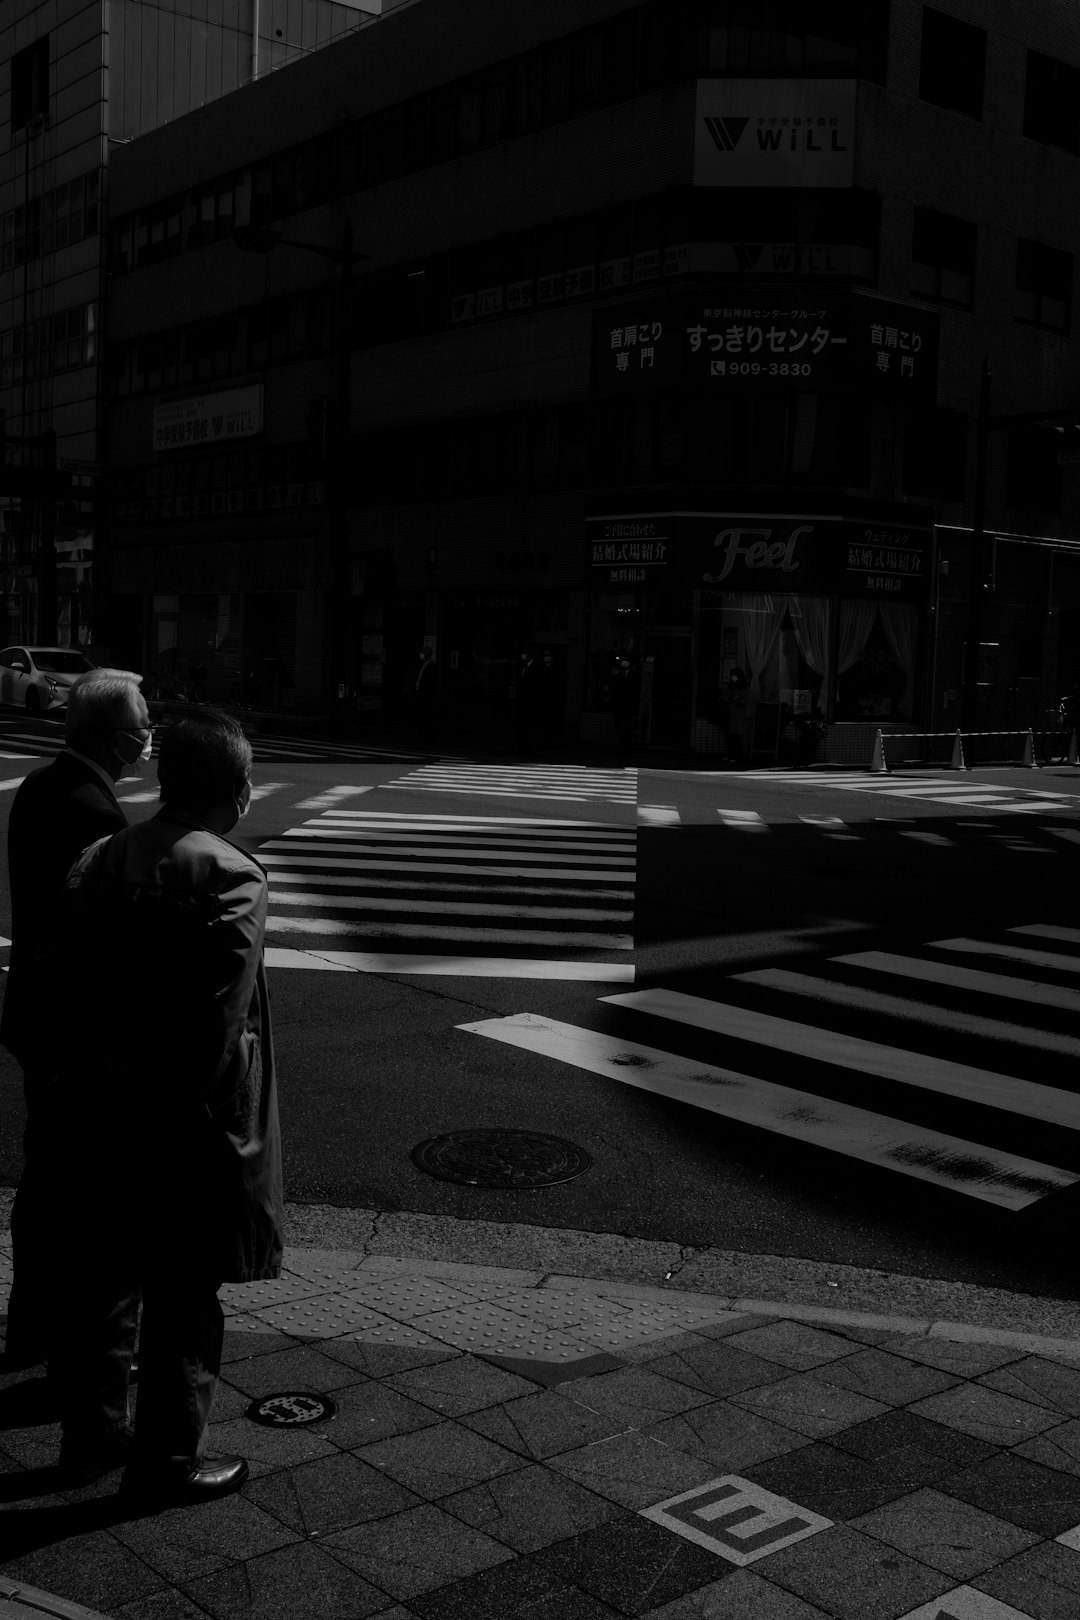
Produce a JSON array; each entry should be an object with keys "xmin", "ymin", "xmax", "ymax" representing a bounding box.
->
[
  {"xmin": 949, "ymin": 729, "xmax": 967, "ymax": 771},
  {"xmin": 1021, "ymin": 728, "xmax": 1038, "ymax": 768},
  {"xmin": 869, "ymin": 730, "xmax": 888, "ymax": 773},
  {"xmin": 1070, "ymin": 729, "xmax": 1079, "ymax": 766}
]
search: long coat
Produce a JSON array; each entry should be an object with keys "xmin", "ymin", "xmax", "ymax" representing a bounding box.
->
[
  {"xmin": 1, "ymin": 752, "xmax": 126, "ymax": 1071},
  {"xmin": 58, "ymin": 809, "xmax": 284, "ymax": 1283}
]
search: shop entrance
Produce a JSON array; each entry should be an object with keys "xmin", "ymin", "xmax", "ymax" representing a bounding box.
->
[{"xmin": 642, "ymin": 631, "xmax": 692, "ymax": 745}]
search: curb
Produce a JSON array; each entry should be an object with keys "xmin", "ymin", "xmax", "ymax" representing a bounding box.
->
[{"xmin": 0, "ymin": 1577, "xmax": 109, "ymax": 1619}]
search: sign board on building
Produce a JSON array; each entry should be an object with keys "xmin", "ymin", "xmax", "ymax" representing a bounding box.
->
[
  {"xmin": 694, "ymin": 79, "xmax": 856, "ymax": 188},
  {"xmin": 585, "ymin": 513, "xmax": 930, "ymax": 601},
  {"xmin": 593, "ymin": 296, "xmax": 939, "ymax": 401},
  {"xmin": 153, "ymin": 385, "xmax": 264, "ymax": 453}
]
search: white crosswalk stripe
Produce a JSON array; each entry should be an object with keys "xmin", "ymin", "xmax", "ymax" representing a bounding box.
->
[
  {"xmin": 459, "ymin": 919, "xmax": 1080, "ymax": 1210},
  {"xmin": 750, "ymin": 769, "xmax": 1073, "ymax": 814},
  {"xmin": 259, "ymin": 809, "xmax": 635, "ymax": 980},
  {"xmin": 382, "ymin": 762, "xmax": 637, "ymax": 805},
  {"xmin": 638, "ymin": 805, "xmax": 681, "ymax": 826}
]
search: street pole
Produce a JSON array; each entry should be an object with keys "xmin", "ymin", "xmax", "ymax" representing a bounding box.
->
[
  {"xmin": 37, "ymin": 426, "xmax": 57, "ymax": 645},
  {"xmin": 961, "ymin": 358, "xmax": 991, "ymax": 731},
  {"xmin": 330, "ymin": 218, "xmax": 354, "ymax": 728}
]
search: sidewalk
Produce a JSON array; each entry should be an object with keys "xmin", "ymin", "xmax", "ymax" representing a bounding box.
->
[{"xmin": 2, "ymin": 1207, "xmax": 1079, "ymax": 1619}]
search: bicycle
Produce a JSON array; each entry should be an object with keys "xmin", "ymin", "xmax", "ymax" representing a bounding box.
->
[{"xmin": 1036, "ymin": 700, "xmax": 1076, "ymax": 765}]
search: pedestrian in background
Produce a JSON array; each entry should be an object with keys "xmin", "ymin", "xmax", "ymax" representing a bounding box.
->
[
  {"xmin": 610, "ymin": 656, "xmax": 638, "ymax": 753},
  {"xmin": 538, "ymin": 650, "xmax": 563, "ymax": 747},
  {"xmin": 415, "ymin": 646, "xmax": 438, "ymax": 744},
  {"xmin": 50, "ymin": 715, "xmax": 283, "ymax": 1497},
  {"xmin": 514, "ymin": 646, "xmax": 539, "ymax": 752},
  {"xmin": 1, "ymin": 668, "xmax": 150, "ymax": 1372}
]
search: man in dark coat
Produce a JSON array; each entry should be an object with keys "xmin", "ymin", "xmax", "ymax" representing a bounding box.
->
[
  {"xmin": 52, "ymin": 716, "xmax": 283, "ymax": 1498},
  {"xmin": 2, "ymin": 669, "xmax": 150, "ymax": 1370}
]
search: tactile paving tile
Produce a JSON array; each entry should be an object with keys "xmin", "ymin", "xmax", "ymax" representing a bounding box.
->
[
  {"xmin": 280, "ymin": 1249, "xmax": 368, "ymax": 1286},
  {"xmin": 411, "ymin": 1298, "xmax": 602, "ymax": 1360},
  {"xmin": 219, "ymin": 1275, "xmax": 332, "ymax": 1315},
  {"xmin": 344, "ymin": 1319, "xmax": 447, "ymax": 1347},
  {"xmin": 337, "ymin": 1275, "xmax": 487, "ymax": 1320},
  {"xmin": 251, "ymin": 1290, "xmax": 403, "ymax": 1338}
]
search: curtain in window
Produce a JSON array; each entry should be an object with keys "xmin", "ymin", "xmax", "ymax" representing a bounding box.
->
[
  {"xmin": 789, "ymin": 596, "xmax": 832, "ymax": 676},
  {"xmin": 879, "ymin": 603, "xmax": 920, "ymax": 716},
  {"xmin": 838, "ymin": 601, "xmax": 879, "ymax": 673},
  {"xmin": 739, "ymin": 594, "xmax": 788, "ymax": 704}
]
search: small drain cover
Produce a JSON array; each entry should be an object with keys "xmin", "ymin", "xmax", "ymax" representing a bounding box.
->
[
  {"xmin": 246, "ymin": 1392, "xmax": 335, "ymax": 1427},
  {"xmin": 411, "ymin": 1128, "xmax": 592, "ymax": 1188}
]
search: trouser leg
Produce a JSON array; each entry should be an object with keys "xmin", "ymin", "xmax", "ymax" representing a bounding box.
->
[
  {"xmin": 52, "ymin": 1259, "xmax": 139, "ymax": 1454},
  {"xmin": 6, "ymin": 1068, "xmax": 58, "ymax": 1364},
  {"xmin": 132, "ymin": 1273, "xmax": 224, "ymax": 1477}
]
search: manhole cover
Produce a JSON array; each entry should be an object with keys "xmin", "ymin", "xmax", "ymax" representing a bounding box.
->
[
  {"xmin": 246, "ymin": 1392, "xmax": 336, "ymax": 1427},
  {"xmin": 411, "ymin": 1128, "xmax": 592, "ymax": 1188}
]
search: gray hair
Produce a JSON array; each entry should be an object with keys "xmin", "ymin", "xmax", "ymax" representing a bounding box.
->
[
  {"xmin": 65, "ymin": 668, "xmax": 144, "ymax": 751},
  {"xmin": 157, "ymin": 716, "xmax": 252, "ymax": 809}
]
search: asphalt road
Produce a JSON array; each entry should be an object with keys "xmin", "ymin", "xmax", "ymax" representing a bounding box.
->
[{"xmin": 1, "ymin": 715, "xmax": 1077, "ymax": 1304}]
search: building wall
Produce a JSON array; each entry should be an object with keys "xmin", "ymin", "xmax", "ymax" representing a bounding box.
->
[{"xmin": 102, "ymin": 0, "xmax": 1080, "ymax": 733}]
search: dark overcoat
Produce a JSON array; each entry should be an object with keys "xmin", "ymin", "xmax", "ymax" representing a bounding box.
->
[
  {"xmin": 58, "ymin": 809, "xmax": 284, "ymax": 1283},
  {"xmin": 1, "ymin": 752, "xmax": 126, "ymax": 1071}
]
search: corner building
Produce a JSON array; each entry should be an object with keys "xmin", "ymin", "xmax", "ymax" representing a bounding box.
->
[{"xmin": 105, "ymin": 0, "xmax": 1080, "ymax": 753}]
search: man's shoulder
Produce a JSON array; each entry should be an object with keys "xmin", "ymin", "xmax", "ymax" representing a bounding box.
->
[
  {"xmin": 12, "ymin": 753, "xmax": 120, "ymax": 822},
  {"xmin": 150, "ymin": 819, "xmax": 266, "ymax": 881}
]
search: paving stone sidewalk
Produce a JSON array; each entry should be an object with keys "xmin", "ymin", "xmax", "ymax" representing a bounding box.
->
[{"xmin": 3, "ymin": 1236, "xmax": 1080, "ymax": 1620}]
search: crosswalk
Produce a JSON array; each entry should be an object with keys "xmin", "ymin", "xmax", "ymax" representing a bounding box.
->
[
  {"xmin": 749, "ymin": 769, "xmax": 1074, "ymax": 814},
  {"xmin": 381, "ymin": 762, "xmax": 637, "ymax": 805},
  {"xmin": 634, "ymin": 804, "xmax": 1071, "ymax": 853},
  {"xmin": 259, "ymin": 809, "xmax": 636, "ymax": 981},
  {"xmin": 459, "ymin": 920, "xmax": 1080, "ymax": 1210}
]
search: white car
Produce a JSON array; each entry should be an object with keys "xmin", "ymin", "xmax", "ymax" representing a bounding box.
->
[{"xmin": 0, "ymin": 646, "xmax": 102, "ymax": 713}]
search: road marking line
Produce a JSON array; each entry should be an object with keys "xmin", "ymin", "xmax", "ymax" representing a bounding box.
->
[
  {"xmin": 1049, "ymin": 828, "xmax": 1080, "ymax": 844},
  {"xmin": 931, "ymin": 937, "xmax": 1080, "ymax": 973},
  {"xmin": 259, "ymin": 854, "xmax": 634, "ymax": 882},
  {"xmin": 304, "ymin": 825, "xmax": 633, "ymax": 852},
  {"xmin": 1011, "ymin": 923, "xmax": 1080, "ymax": 945},
  {"xmin": 900, "ymin": 831, "xmax": 954, "ymax": 845},
  {"xmin": 294, "ymin": 786, "xmax": 374, "ymax": 810},
  {"xmin": 330, "ymin": 812, "xmax": 629, "ymax": 827},
  {"xmin": 799, "ymin": 816, "xmax": 846, "ymax": 825},
  {"xmin": 249, "ymin": 782, "xmax": 288, "ymax": 801},
  {"xmin": 0, "ymin": 777, "xmax": 26, "ymax": 792},
  {"xmin": 117, "ymin": 790, "xmax": 160, "ymax": 803},
  {"xmin": 638, "ymin": 806, "xmax": 680, "ymax": 826},
  {"xmin": 267, "ymin": 917, "xmax": 632, "ymax": 947},
  {"xmin": 733, "ymin": 967, "xmax": 1080, "ymax": 1058},
  {"xmin": 718, "ymin": 809, "xmax": 767, "ymax": 830},
  {"xmin": 458, "ymin": 1014, "xmax": 1075, "ymax": 1209},
  {"xmin": 266, "ymin": 889, "xmax": 632, "ymax": 922},
  {"xmin": 264, "ymin": 870, "xmax": 632, "ymax": 898},
  {"xmin": 602, "ymin": 988, "xmax": 1080, "ymax": 1128},
  {"xmin": 268, "ymin": 836, "xmax": 635, "ymax": 868},
  {"xmin": 267, "ymin": 949, "xmax": 633, "ymax": 981},
  {"xmin": 833, "ymin": 950, "xmax": 1080, "ymax": 1012}
]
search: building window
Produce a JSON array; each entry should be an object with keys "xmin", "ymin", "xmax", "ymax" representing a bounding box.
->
[
  {"xmin": 904, "ymin": 407, "xmax": 967, "ymax": 499},
  {"xmin": 1006, "ymin": 425, "xmax": 1061, "ymax": 512},
  {"xmin": 11, "ymin": 36, "xmax": 49, "ymax": 131},
  {"xmin": 910, "ymin": 209, "xmax": 976, "ymax": 308},
  {"xmin": 696, "ymin": 0, "xmax": 889, "ymax": 82},
  {"xmin": 1024, "ymin": 51, "xmax": 1080, "ymax": 155},
  {"xmin": 1015, "ymin": 238, "xmax": 1073, "ymax": 332},
  {"xmin": 919, "ymin": 8, "xmax": 985, "ymax": 120}
]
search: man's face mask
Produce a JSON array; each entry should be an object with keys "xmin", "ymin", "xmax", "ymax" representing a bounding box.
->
[{"xmin": 114, "ymin": 727, "xmax": 153, "ymax": 768}]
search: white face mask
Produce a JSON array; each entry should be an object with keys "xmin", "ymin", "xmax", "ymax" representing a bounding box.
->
[{"xmin": 234, "ymin": 780, "xmax": 252, "ymax": 823}]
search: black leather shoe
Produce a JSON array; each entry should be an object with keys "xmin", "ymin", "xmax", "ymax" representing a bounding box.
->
[{"xmin": 122, "ymin": 1454, "xmax": 249, "ymax": 1504}]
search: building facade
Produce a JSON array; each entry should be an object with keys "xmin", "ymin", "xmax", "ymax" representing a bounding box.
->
[
  {"xmin": 103, "ymin": 0, "xmax": 1080, "ymax": 751},
  {"xmin": 0, "ymin": 0, "xmax": 385, "ymax": 655}
]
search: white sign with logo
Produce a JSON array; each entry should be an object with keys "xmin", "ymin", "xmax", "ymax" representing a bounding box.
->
[
  {"xmin": 694, "ymin": 79, "xmax": 856, "ymax": 187},
  {"xmin": 153, "ymin": 385, "xmax": 264, "ymax": 453}
]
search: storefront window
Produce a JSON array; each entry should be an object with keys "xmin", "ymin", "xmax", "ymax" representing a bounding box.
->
[
  {"xmin": 701, "ymin": 593, "xmax": 831, "ymax": 759},
  {"xmin": 835, "ymin": 602, "xmax": 919, "ymax": 720}
]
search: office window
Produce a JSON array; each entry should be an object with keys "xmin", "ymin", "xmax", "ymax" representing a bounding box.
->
[
  {"xmin": 1006, "ymin": 424, "xmax": 1061, "ymax": 511},
  {"xmin": 1024, "ymin": 51, "xmax": 1080, "ymax": 155},
  {"xmin": 11, "ymin": 36, "xmax": 49, "ymax": 130},
  {"xmin": 904, "ymin": 407, "xmax": 967, "ymax": 499},
  {"xmin": 1015, "ymin": 238, "xmax": 1073, "ymax": 332},
  {"xmin": 911, "ymin": 209, "xmax": 975, "ymax": 307},
  {"xmin": 919, "ymin": 8, "xmax": 985, "ymax": 119}
]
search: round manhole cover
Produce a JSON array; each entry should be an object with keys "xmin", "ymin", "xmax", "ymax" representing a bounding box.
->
[
  {"xmin": 246, "ymin": 1392, "xmax": 336, "ymax": 1428},
  {"xmin": 411, "ymin": 1128, "xmax": 592, "ymax": 1188}
]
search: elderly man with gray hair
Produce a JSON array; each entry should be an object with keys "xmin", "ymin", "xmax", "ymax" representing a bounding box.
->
[{"xmin": 2, "ymin": 668, "xmax": 151, "ymax": 1374}]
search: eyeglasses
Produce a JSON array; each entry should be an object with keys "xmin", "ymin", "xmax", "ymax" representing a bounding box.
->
[{"xmin": 115, "ymin": 726, "xmax": 154, "ymax": 744}]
